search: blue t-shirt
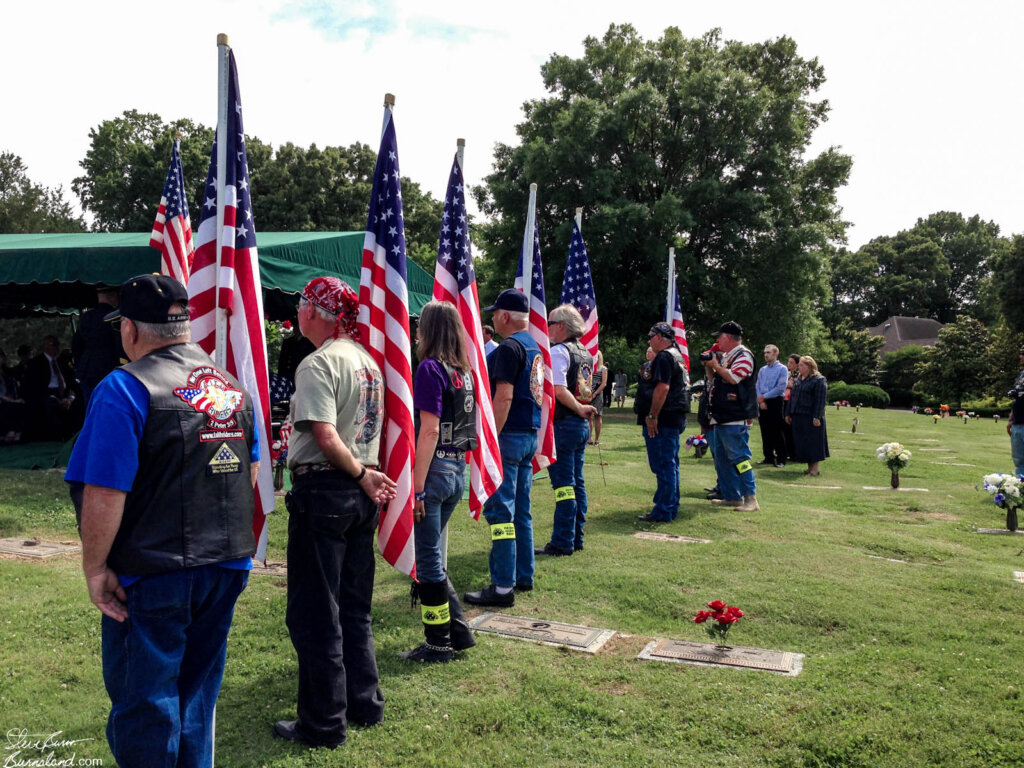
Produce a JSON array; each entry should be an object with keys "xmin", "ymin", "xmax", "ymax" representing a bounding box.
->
[{"xmin": 65, "ymin": 368, "xmax": 259, "ymax": 585}]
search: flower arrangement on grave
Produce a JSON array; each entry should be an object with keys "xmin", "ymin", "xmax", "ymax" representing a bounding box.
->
[
  {"xmin": 694, "ymin": 600, "xmax": 744, "ymax": 647},
  {"xmin": 980, "ymin": 473, "xmax": 1023, "ymax": 532},
  {"xmin": 876, "ymin": 442, "xmax": 911, "ymax": 489},
  {"xmin": 923, "ymin": 407, "xmax": 934, "ymax": 415},
  {"xmin": 270, "ymin": 417, "xmax": 293, "ymax": 491},
  {"xmin": 685, "ymin": 434, "xmax": 709, "ymax": 458}
]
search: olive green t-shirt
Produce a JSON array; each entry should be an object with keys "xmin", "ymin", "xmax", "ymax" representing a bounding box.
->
[{"xmin": 287, "ymin": 337, "xmax": 384, "ymax": 468}]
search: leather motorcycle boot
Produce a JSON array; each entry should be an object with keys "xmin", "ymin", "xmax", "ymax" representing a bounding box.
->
[
  {"xmin": 399, "ymin": 580, "xmax": 454, "ymax": 663},
  {"xmin": 445, "ymin": 577, "xmax": 476, "ymax": 651}
]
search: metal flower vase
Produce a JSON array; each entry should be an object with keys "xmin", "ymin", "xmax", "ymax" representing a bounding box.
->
[{"xmin": 890, "ymin": 471, "xmax": 900, "ymax": 490}]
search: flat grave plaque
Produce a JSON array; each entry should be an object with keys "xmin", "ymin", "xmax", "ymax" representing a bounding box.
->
[
  {"xmin": 632, "ymin": 532, "xmax": 711, "ymax": 544},
  {"xmin": 638, "ymin": 638, "xmax": 802, "ymax": 676},
  {"xmin": 786, "ymin": 483, "xmax": 842, "ymax": 489},
  {"xmin": 1014, "ymin": 571, "xmax": 1024, "ymax": 584},
  {"xmin": 974, "ymin": 528, "xmax": 1024, "ymax": 536},
  {"xmin": 918, "ymin": 448, "xmax": 950, "ymax": 452},
  {"xmin": 862, "ymin": 486, "xmax": 930, "ymax": 492},
  {"xmin": 250, "ymin": 561, "xmax": 288, "ymax": 577},
  {"xmin": 469, "ymin": 612, "xmax": 615, "ymax": 653},
  {"xmin": 931, "ymin": 462, "xmax": 975, "ymax": 467},
  {"xmin": 0, "ymin": 538, "xmax": 80, "ymax": 559}
]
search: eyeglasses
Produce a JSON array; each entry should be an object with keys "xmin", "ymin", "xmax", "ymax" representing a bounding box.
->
[{"xmin": 549, "ymin": 320, "xmax": 563, "ymax": 326}]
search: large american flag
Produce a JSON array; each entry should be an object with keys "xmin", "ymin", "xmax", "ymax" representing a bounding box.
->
[
  {"xmin": 667, "ymin": 271, "xmax": 690, "ymax": 368},
  {"xmin": 188, "ymin": 49, "xmax": 274, "ymax": 561},
  {"xmin": 356, "ymin": 107, "xmax": 416, "ymax": 577},
  {"xmin": 431, "ymin": 154, "xmax": 502, "ymax": 519},
  {"xmin": 515, "ymin": 222, "xmax": 556, "ymax": 472},
  {"xmin": 150, "ymin": 139, "xmax": 194, "ymax": 285},
  {"xmin": 559, "ymin": 220, "xmax": 599, "ymax": 358}
]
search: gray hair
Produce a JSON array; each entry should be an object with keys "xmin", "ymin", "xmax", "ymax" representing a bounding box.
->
[
  {"xmin": 134, "ymin": 303, "xmax": 190, "ymax": 340},
  {"xmin": 549, "ymin": 304, "xmax": 585, "ymax": 338},
  {"xmin": 504, "ymin": 309, "xmax": 529, "ymax": 324}
]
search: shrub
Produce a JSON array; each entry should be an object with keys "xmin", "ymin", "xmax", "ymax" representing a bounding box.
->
[{"xmin": 827, "ymin": 382, "xmax": 890, "ymax": 409}]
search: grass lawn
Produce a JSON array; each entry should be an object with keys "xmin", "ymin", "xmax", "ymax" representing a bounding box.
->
[{"xmin": 1, "ymin": 406, "xmax": 1022, "ymax": 767}]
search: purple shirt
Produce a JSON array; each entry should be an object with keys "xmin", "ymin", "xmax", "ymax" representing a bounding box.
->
[{"xmin": 413, "ymin": 358, "xmax": 448, "ymax": 418}]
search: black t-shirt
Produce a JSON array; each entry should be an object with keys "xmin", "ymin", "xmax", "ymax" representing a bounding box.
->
[
  {"xmin": 488, "ymin": 338, "xmax": 526, "ymax": 391},
  {"xmin": 1013, "ymin": 368, "xmax": 1024, "ymax": 424},
  {"xmin": 650, "ymin": 350, "xmax": 685, "ymax": 430}
]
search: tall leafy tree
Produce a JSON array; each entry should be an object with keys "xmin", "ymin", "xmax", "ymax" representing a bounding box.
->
[
  {"xmin": 0, "ymin": 152, "xmax": 84, "ymax": 233},
  {"xmin": 991, "ymin": 234, "xmax": 1024, "ymax": 334},
  {"xmin": 817, "ymin": 322, "xmax": 884, "ymax": 385},
  {"xmin": 474, "ymin": 24, "xmax": 851, "ymax": 351},
  {"xmin": 917, "ymin": 316, "xmax": 992, "ymax": 406},
  {"xmin": 73, "ymin": 112, "xmax": 443, "ymax": 263}
]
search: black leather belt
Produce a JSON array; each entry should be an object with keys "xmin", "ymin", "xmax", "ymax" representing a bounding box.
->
[{"xmin": 291, "ymin": 462, "xmax": 378, "ymax": 481}]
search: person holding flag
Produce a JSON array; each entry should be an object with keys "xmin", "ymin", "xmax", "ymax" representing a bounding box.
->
[
  {"xmin": 536, "ymin": 304, "xmax": 598, "ymax": 556},
  {"xmin": 275, "ymin": 277, "xmax": 396, "ymax": 748},
  {"xmin": 464, "ymin": 289, "xmax": 545, "ymax": 607}
]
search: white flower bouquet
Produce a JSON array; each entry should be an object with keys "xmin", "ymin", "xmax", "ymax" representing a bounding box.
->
[{"xmin": 980, "ymin": 473, "xmax": 1023, "ymax": 531}]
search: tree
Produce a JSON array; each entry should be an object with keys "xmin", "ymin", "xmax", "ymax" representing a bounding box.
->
[
  {"xmin": 829, "ymin": 212, "xmax": 1007, "ymax": 327},
  {"xmin": 878, "ymin": 344, "xmax": 929, "ymax": 407},
  {"xmin": 0, "ymin": 152, "xmax": 84, "ymax": 233},
  {"xmin": 74, "ymin": 112, "xmax": 444, "ymax": 263},
  {"xmin": 473, "ymin": 25, "xmax": 851, "ymax": 352},
  {"xmin": 817, "ymin": 322, "xmax": 884, "ymax": 385},
  {"xmin": 917, "ymin": 316, "xmax": 992, "ymax": 406},
  {"xmin": 991, "ymin": 235, "xmax": 1024, "ymax": 334}
]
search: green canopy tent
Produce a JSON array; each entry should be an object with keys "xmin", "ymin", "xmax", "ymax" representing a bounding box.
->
[{"xmin": 0, "ymin": 232, "xmax": 435, "ymax": 318}]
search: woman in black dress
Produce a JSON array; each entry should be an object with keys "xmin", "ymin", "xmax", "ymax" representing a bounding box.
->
[{"xmin": 785, "ymin": 356, "xmax": 829, "ymax": 475}]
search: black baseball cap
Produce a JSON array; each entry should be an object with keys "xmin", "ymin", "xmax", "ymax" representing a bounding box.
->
[
  {"xmin": 718, "ymin": 320, "xmax": 743, "ymax": 337},
  {"xmin": 648, "ymin": 322, "xmax": 675, "ymax": 340},
  {"xmin": 483, "ymin": 288, "xmax": 529, "ymax": 314},
  {"xmin": 105, "ymin": 274, "xmax": 190, "ymax": 324}
]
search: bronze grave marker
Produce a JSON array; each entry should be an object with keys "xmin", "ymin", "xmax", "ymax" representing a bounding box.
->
[
  {"xmin": 638, "ymin": 638, "xmax": 802, "ymax": 676},
  {"xmin": 469, "ymin": 612, "xmax": 615, "ymax": 653},
  {"xmin": 632, "ymin": 532, "xmax": 711, "ymax": 544},
  {"xmin": 0, "ymin": 538, "xmax": 81, "ymax": 559}
]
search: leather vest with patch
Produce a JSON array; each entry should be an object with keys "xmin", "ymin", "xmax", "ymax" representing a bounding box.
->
[
  {"xmin": 554, "ymin": 338, "xmax": 592, "ymax": 421},
  {"xmin": 109, "ymin": 343, "xmax": 255, "ymax": 575},
  {"xmin": 504, "ymin": 331, "xmax": 543, "ymax": 432},
  {"xmin": 416, "ymin": 360, "xmax": 479, "ymax": 452}
]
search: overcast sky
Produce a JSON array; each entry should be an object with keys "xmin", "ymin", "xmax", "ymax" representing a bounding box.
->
[{"xmin": 3, "ymin": 0, "xmax": 1022, "ymax": 249}]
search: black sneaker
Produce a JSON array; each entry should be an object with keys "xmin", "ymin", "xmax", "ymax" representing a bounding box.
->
[
  {"xmin": 706, "ymin": 490, "xmax": 723, "ymax": 500},
  {"xmin": 273, "ymin": 720, "xmax": 345, "ymax": 749},
  {"xmin": 463, "ymin": 584, "xmax": 514, "ymax": 607},
  {"xmin": 534, "ymin": 543, "xmax": 573, "ymax": 557},
  {"xmin": 398, "ymin": 642, "xmax": 454, "ymax": 663},
  {"xmin": 636, "ymin": 512, "xmax": 670, "ymax": 522},
  {"xmin": 514, "ymin": 582, "xmax": 533, "ymax": 592}
]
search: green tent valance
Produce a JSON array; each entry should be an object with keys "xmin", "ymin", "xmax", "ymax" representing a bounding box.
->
[{"xmin": 0, "ymin": 232, "xmax": 434, "ymax": 319}]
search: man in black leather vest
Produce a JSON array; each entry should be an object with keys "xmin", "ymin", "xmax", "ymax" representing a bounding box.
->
[
  {"xmin": 638, "ymin": 323, "xmax": 690, "ymax": 522},
  {"xmin": 65, "ymin": 274, "xmax": 259, "ymax": 768}
]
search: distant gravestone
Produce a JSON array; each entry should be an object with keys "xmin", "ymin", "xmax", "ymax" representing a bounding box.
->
[
  {"xmin": 632, "ymin": 532, "xmax": 711, "ymax": 544},
  {"xmin": 0, "ymin": 538, "xmax": 80, "ymax": 559},
  {"xmin": 862, "ymin": 486, "xmax": 930, "ymax": 492},
  {"xmin": 468, "ymin": 612, "xmax": 615, "ymax": 653},
  {"xmin": 974, "ymin": 528, "xmax": 1024, "ymax": 536},
  {"xmin": 1014, "ymin": 571, "xmax": 1024, "ymax": 584},
  {"xmin": 786, "ymin": 484, "xmax": 842, "ymax": 489},
  {"xmin": 638, "ymin": 638, "xmax": 803, "ymax": 676}
]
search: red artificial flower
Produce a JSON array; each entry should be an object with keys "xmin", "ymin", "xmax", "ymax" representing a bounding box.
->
[
  {"xmin": 694, "ymin": 610, "xmax": 710, "ymax": 623},
  {"xmin": 707, "ymin": 599, "xmax": 727, "ymax": 611},
  {"xmin": 727, "ymin": 606, "xmax": 744, "ymax": 618},
  {"xmin": 716, "ymin": 612, "xmax": 738, "ymax": 625},
  {"xmin": 282, "ymin": 320, "xmax": 292, "ymax": 330}
]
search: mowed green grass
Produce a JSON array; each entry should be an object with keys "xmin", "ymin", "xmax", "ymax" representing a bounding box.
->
[{"xmin": 1, "ymin": 407, "xmax": 1022, "ymax": 767}]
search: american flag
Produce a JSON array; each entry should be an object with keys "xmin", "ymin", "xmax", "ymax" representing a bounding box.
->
[
  {"xmin": 667, "ymin": 271, "xmax": 690, "ymax": 368},
  {"xmin": 188, "ymin": 49, "xmax": 274, "ymax": 561},
  {"xmin": 431, "ymin": 154, "xmax": 502, "ymax": 519},
  {"xmin": 559, "ymin": 220, "xmax": 599, "ymax": 359},
  {"xmin": 515, "ymin": 222, "xmax": 556, "ymax": 472},
  {"xmin": 356, "ymin": 107, "xmax": 416, "ymax": 577},
  {"xmin": 150, "ymin": 139, "xmax": 194, "ymax": 285}
]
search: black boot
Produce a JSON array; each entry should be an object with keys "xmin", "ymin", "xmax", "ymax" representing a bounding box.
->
[
  {"xmin": 446, "ymin": 577, "xmax": 475, "ymax": 651},
  {"xmin": 399, "ymin": 580, "xmax": 454, "ymax": 663}
]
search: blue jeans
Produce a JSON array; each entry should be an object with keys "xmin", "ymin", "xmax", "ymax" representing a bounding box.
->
[
  {"xmin": 102, "ymin": 565, "xmax": 248, "ymax": 768},
  {"xmin": 481, "ymin": 431, "xmax": 538, "ymax": 587},
  {"xmin": 1012, "ymin": 424, "xmax": 1024, "ymax": 477},
  {"xmin": 710, "ymin": 424, "xmax": 756, "ymax": 501},
  {"xmin": 413, "ymin": 455, "xmax": 465, "ymax": 583},
  {"xmin": 644, "ymin": 422, "xmax": 683, "ymax": 520},
  {"xmin": 285, "ymin": 473, "xmax": 385, "ymax": 745},
  {"xmin": 548, "ymin": 417, "xmax": 590, "ymax": 552}
]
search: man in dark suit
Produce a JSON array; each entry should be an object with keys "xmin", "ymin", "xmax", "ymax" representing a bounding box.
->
[{"xmin": 25, "ymin": 335, "xmax": 76, "ymax": 440}]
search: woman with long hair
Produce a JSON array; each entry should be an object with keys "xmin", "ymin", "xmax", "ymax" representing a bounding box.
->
[
  {"xmin": 400, "ymin": 301, "xmax": 478, "ymax": 663},
  {"xmin": 785, "ymin": 355, "xmax": 830, "ymax": 476},
  {"xmin": 589, "ymin": 350, "xmax": 607, "ymax": 445}
]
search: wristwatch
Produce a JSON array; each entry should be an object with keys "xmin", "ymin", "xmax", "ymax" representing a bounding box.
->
[{"xmin": 646, "ymin": 414, "xmax": 657, "ymax": 420}]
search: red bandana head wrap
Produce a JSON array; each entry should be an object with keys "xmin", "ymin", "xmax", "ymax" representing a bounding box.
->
[{"xmin": 301, "ymin": 277, "xmax": 361, "ymax": 342}]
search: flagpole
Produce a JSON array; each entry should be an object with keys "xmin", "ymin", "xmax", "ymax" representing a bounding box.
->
[
  {"xmin": 214, "ymin": 33, "xmax": 230, "ymax": 369},
  {"xmin": 575, "ymin": 206, "xmax": 583, "ymax": 232},
  {"xmin": 521, "ymin": 183, "xmax": 538, "ymax": 292},
  {"xmin": 666, "ymin": 246, "xmax": 676, "ymax": 325},
  {"xmin": 440, "ymin": 137, "xmax": 468, "ymax": 574},
  {"xmin": 382, "ymin": 92, "xmax": 395, "ymax": 137}
]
